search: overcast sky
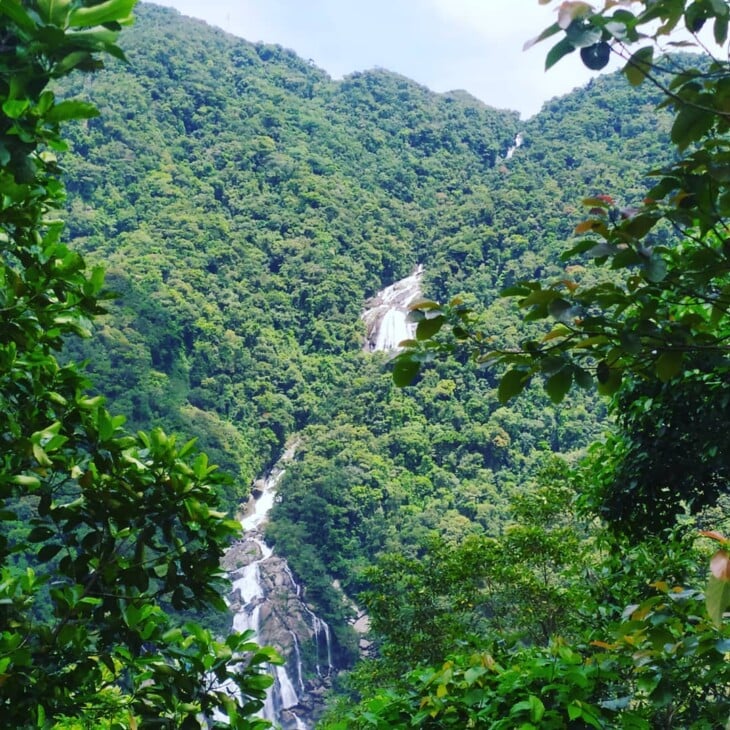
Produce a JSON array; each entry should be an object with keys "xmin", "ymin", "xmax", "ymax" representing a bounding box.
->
[{"xmin": 151, "ymin": 0, "xmax": 614, "ymax": 118}]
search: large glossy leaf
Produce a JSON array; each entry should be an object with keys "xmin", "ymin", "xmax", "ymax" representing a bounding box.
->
[
  {"xmin": 46, "ymin": 100, "xmax": 100, "ymax": 122},
  {"xmin": 68, "ymin": 0, "xmax": 137, "ymax": 27},
  {"xmin": 705, "ymin": 574, "xmax": 730, "ymax": 627},
  {"xmin": 498, "ymin": 369, "xmax": 530, "ymax": 403}
]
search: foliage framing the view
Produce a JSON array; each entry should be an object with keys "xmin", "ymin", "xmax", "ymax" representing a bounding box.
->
[
  {"xmin": 0, "ymin": 1, "xmax": 279, "ymax": 727},
  {"xmin": 331, "ymin": 0, "xmax": 730, "ymax": 727},
  {"xmin": 393, "ymin": 0, "xmax": 730, "ymax": 532},
  {"xmin": 397, "ymin": 0, "xmax": 730, "ymax": 396}
]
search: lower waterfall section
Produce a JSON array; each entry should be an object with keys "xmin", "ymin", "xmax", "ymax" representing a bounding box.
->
[{"xmin": 219, "ymin": 444, "xmax": 335, "ymax": 729}]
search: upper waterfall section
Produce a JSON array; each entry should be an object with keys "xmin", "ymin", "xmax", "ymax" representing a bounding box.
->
[{"xmin": 361, "ymin": 266, "xmax": 423, "ymax": 352}]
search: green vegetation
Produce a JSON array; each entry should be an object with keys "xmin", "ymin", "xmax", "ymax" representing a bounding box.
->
[
  {"xmin": 349, "ymin": 0, "xmax": 730, "ymax": 727},
  {"xmin": 3, "ymin": 0, "xmax": 728, "ymax": 726},
  {"xmin": 52, "ymin": 3, "xmax": 682, "ymax": 642},
  {"xmin": 0, "ymin": 2, "xmax": 278, "ymax": 727}
]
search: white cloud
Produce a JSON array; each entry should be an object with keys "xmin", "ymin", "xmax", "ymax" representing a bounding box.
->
[{"xmin": 150, "ymin": 0, "xmax": 622, "ymax": 118}]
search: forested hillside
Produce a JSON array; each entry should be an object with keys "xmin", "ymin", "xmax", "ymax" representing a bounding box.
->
[
  {"xmin": 4, "ymin": 0, "xmax": 729, "ymax": 726},
  {"xmin": 53, "ymin": 2, "xmax": 686, "ymax": 655}
]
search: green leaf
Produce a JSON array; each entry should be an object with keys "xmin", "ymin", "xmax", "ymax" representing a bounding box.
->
[
  {"xmin": 655, "ymin": 350, "xmax": 683, "ymax": 382},
  {"xmin": 568, "ymin": 703, "xmax": 583, "ymax": 721},
  {"xmin": 545, "ymin": 37, "xmax": 576, "ymax": 70},
  {"xmin": 0, "ymin": 0, "xmax": 36, "ymax": 30},
  {"xmin": 671, "ymin": 104, "xmax": 714, "ymax": 150},
  {"xmin": 2, "ymin": 100, "xmax": 30, "ymax": 119},
  {"xmin": 624, "ymin": 46, "xmax": 654, "ymax": 86},
  {"xmin": 11, "ymin": 474, "xmax": 42, "ymax": 489},
  {"xmin": 643, "ymin": 254, "xmax": 667, "ymax": 282},
  {"xmin": 28, "ymin": 526, "xmax": 54, "ymax": 542},
  {"xmin": 528, "ymin": 695, "xmax": 545, "ymax": 722},
  {"xmin": 714, "ymin": 14, "xmax": 729, "ymax": 45},
  {"xmin": 46, "ymin": 100, "xmax": 100, "ymax": 122},
  {"xmin": 523, "ymin": 22, "xmax": 561, "ymax": 51},
  {"xmin": 38, "ymin": 544, "xmax": 62, "ymax": 562},
  {"xmin": 416, "ymin": 315, "xmax": 444, "ymax": 341},
  {"xmin": 68, "ymin": 0, "xmax": 137, "ymax": 27},
  {"xmin": 498, "ymin": 369, "xmax": 530, "ymax": 404},
  {"xmin": 544, "ymin": 367, "xmax": 573, "ymax": 403},
  {"xmin": 392, "ymin": 357, "xmax": 420, "ymax": 387},
  {"xmin": 574, "ymin": 367, "xmax": 593, "ymax": 389},
  {"xmin": 596, "ymin": 365, "xmax": 622, "ymax": 395},
  {"xmin": 705, "ymin": 575, "xmax": 730, "ymax": 626},
  {"xmin": 565, "ymin": 20, "xmax": 601, "ymax": 48}
]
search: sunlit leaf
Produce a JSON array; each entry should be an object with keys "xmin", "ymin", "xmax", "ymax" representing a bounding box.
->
[
  {"xmin": 706, "ymin": 574, "xmax": 730, "ymax": 627},
  {"xmin": 624, "ymin": 46, "xmax": 653, "ymax": 86}
]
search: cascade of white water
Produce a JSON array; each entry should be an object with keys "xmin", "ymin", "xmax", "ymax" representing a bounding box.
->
[
  {"xmin": 322, "ymin": 620, "xmax": 334, "ymax": 676},
  {"xmin": 305, "ymin": 613, "xmax": 334, "ymax": 679},
  {"xmin": 374, "ymin": 308, "xmax": 411, "ymax": 351},
  {"xmin": 506, "ymin": 132, "xmax": 523, "ymax": 159},
  {"xmin": 361, "ymin": 266, "xmax": 423, "ymax": 352},
  {"xmin": 276, "ymin": 665, "xmax": 300, "ymax": 709},
  {"xmin": 284, "ymin": 564, "xmax": 302, "ymax": 598},
  {"xmin": 220, "ymin": 443, "xmax": 330, "ymax": 730},
  {"xmin": 232, "ymin": 602, "xmax": 260, "ymax": 635},
  {"xmin": 231, "ymin": 561, "xmax": 262, "ymax": 604},
  {"xmin": 289, "ymin": 630, "xmax": 305, "ymax": 694}
]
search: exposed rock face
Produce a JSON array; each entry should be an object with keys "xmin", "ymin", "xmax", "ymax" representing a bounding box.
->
[
  {"xmin": 220, "ymin": 444, "xmax": 336, "ymax": 729},
  {"xmin": 361, "ymin": 266, "xmax": 423, "ymax": 351}
]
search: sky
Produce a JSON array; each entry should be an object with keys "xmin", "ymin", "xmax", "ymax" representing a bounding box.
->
[{"xmin": 151, "ymin": 0, "xmax": 614, "ymax": 119}]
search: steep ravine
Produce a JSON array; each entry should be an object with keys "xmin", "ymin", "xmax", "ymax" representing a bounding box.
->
[
  {"xmin": 220, "ymin": 442, "xmax": 332, "ymax": 729},
  {"xmin": 218, "ymin": 270, "xmax": 425, "ymax": 727}
]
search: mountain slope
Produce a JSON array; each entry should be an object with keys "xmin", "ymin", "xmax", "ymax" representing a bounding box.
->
[{"xmin": 57, "ymin": 1, "xmax": 674, "ymax": 659}]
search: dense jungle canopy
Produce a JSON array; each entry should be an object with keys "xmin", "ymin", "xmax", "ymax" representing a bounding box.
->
[{"xmin": 0, "ymin": 0, "xmax": 728, "ymax": 727}]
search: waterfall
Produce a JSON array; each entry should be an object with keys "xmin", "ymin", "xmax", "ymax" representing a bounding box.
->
[
  {"xmin": 506, "ymin": 132, "xmax": 523, "ymax": 159},
  {"xmin": 289, "ymin": 631, "xmax": 305, "ymax": 694},
  {"xmin": 361, "ymin": 265, "xmax": 423, "ymax": 352},
  {"xmin": 276, "ymin": 665, "xmax": 300, "ymax": 709},
  {"xmin": 219, "ymin": 441, "xmax": 335, "ymax": 729}
]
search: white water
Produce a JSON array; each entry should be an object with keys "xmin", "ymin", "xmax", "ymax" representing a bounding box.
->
[
  {"xmin": 219, "ymin": 442, "xmax": 336, "ymax": 730},
  {"xmin": 361, "ymin": 265, "xmax": 423, "ymax": 351},
  {"xmin": 506, "ymin": 132, "xmax": 523, "ymax": 159},
  {"xmin": 289, "ymin": 631, "xmax": 305, "ymax": 694},
  {"xmin": 276, "ymin": 665, "xmax": 300, "ymax": 709}
]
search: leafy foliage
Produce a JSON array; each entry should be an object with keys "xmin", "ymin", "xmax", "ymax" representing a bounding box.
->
[
  {"xmin": 0, "ymin": 1, "xmax": 278, "ymax": 726},
  {"xmin": 8, "ymin": 2, "xmax": 727, "ymax": 725},
  {"xmin": 331, "ymin": 1, "xmax": 730, "ymax": 727},
  {"xmin": 394, "ymin": 0, "xmax": 730, "ymax": 533}
]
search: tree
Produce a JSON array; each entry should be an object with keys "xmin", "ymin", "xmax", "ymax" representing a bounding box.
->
[
  {"xmin": 394, "ymin": 0, "xmax": 730, "ymax": 535},
  {"xmin": 0, "ymin": 1, "xmax": 277, "ymax": 726}
]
